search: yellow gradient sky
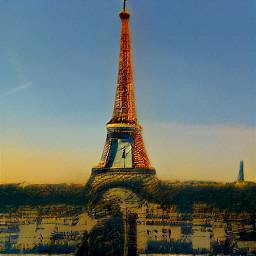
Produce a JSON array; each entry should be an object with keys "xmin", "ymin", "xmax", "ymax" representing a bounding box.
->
[{"xmin": 1, "ymin": 122, "xmax": 255, "ymax": 184}]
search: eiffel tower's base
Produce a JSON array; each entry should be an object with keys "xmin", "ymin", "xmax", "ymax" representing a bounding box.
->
[
  {"xmin": 91, "ymin": 167, "xmax": 156, "ymax": 175},
  {"xmin": 85, "ymin": 169, "xmax": 158, "ymax": 207}
]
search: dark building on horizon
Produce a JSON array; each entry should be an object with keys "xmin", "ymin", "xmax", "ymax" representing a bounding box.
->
[{"xmin": 237, "ymin": 160, "xmax": 245, "ymax": 182}]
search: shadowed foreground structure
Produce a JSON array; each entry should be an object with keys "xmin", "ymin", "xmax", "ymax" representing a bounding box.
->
[
  {"xmin": 1, "ymin": 181, "xmax": 256, "ymax": 255},
  {"xmin": 85, "ymin": 176, "xmax": 256, "ymax": 213},
  {"xmin": 1, "ymin": 181, "xmax": 256, "ymax": 213}
]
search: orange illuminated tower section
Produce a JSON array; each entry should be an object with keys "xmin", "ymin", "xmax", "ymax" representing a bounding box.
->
[{"xmin": 91, "ymin": 2, "xmax": 155, "ymax": 175}]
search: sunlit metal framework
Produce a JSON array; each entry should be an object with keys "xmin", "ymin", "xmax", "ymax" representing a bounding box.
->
[{"xmin": 92, "ymin": 8, "xmax": 155, "ymax": 175}]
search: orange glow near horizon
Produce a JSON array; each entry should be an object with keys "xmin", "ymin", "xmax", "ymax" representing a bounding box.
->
[{"xmin": 1, "ymin": 122, "xmax": 255, "ymax": 184}]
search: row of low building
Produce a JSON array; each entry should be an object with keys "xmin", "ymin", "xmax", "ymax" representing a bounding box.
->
[
  {"xmin": 126, "ymin": 202, "xmax": 256, "ymax": 254},
  {"xmin": 0, "ymin": 206, "xmax": 97, "ymax": 252},
  {"xmin": 0, "ymin": 203, "xmax": 255, "ymax": 254}
]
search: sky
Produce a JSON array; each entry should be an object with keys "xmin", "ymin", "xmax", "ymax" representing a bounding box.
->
[{"xmin": 0, "ymin": 0, "xmax": 255, "ymax": 184}]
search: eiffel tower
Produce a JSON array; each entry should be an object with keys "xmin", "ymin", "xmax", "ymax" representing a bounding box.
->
[{"xmin": 91, "ymin": 2, "xmax": 156, "ymax": 176}]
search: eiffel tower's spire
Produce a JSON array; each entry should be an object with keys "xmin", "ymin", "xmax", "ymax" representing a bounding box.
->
[
  {"xmin": 108, "ymin": 1, "xmax": 137, "ymax": 125},
  {"xmin": 123, "ymin": 0, "xmax": 127, "ymax": 12}
]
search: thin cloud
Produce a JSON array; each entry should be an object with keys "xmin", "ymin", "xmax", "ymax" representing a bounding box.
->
[
  {"xmin": 0, "ymin": 82, "xmax": 32, "ymax": 98},
  {"xmin": 0, "ymin": 54, "xmax": 32, "ymax": 99}
]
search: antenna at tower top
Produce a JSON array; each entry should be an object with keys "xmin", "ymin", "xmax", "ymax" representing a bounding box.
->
[{"xmin": 123, "ymin": 0, "xmax": 127, "ymax": 11}]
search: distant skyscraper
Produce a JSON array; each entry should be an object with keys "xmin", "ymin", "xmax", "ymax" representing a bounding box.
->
[
  {"xmin": 237, "ymin": 160, "xmax": 244, "ymax": 182},
  {"xmin": 91, "ymin": 2, "xmax": 155, "ymax": 176}
]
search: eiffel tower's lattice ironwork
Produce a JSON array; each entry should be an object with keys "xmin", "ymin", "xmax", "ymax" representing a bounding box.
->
[
  {"xmin": 91, "ymin": 6, "xmax": 155, "ymax": 175},
  {"xmin": 108, "ymin": 11, "xmax": 136, "ymax": 125}
]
